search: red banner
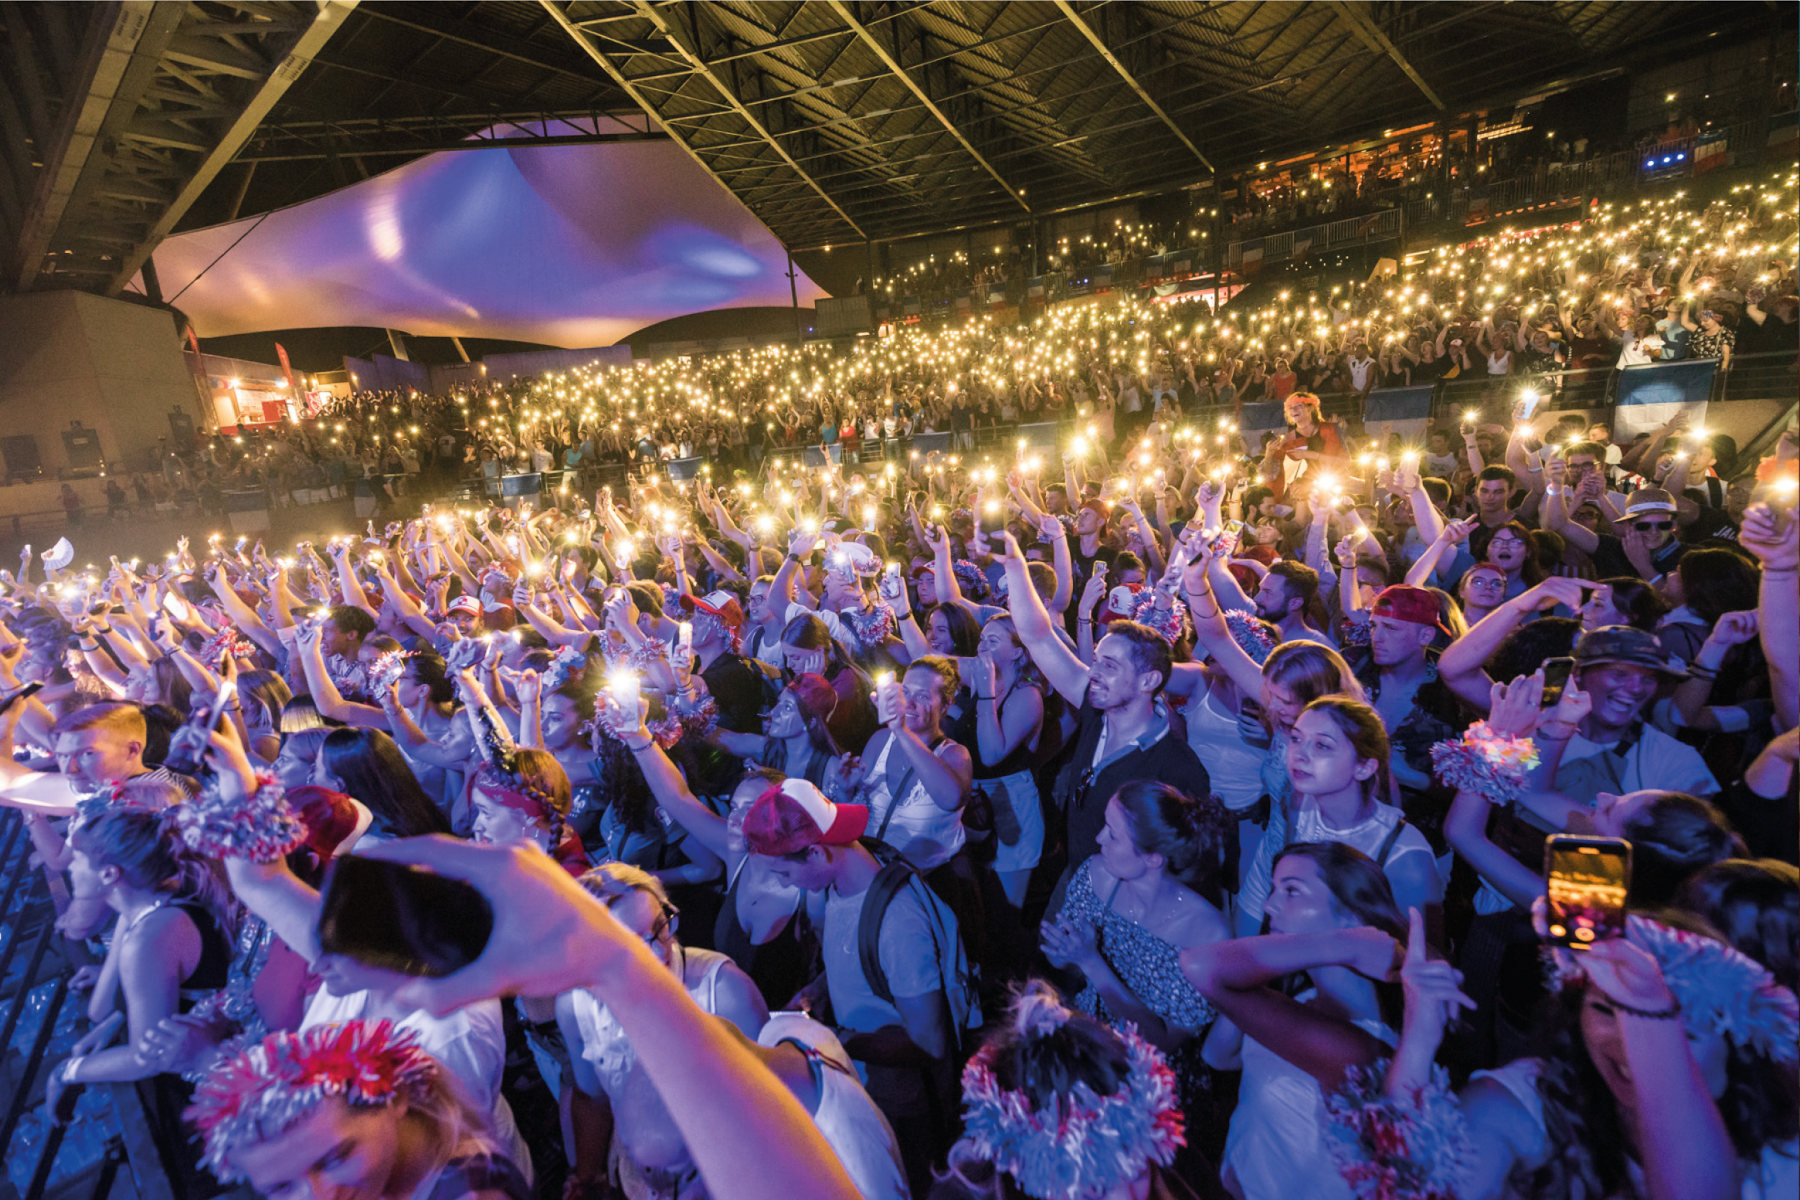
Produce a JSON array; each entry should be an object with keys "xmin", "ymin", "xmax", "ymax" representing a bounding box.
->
[{"xmin": 275, "ymin": 342, "xmax": 299, "ymax": 393}]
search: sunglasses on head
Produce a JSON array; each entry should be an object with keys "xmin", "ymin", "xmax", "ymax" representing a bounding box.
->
[{"xmin": 1633, "ymin": 520, "xmax": 1674, "ymax": 532}]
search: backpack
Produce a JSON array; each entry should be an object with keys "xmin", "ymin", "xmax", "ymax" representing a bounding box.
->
[{"xmin": 856, "ymin": 842, "xmax": 981, "ymax": 1049}]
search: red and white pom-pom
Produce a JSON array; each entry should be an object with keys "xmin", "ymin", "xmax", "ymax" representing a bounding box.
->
[{"xmin": 169, "ymin": 775, "xmax": 306, "ymax": 862}]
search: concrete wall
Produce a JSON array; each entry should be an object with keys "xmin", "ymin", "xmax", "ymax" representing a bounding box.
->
[{"xmin": 0, "ymin": 291, "xmax": 203, "ymax": 480}]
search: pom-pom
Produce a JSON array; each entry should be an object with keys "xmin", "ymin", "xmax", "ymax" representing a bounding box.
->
[
  {"xmin": 198, "ymin": 628, "xmax": 257, "ymax": 671},
  {"xmin": 954, "ymin": 1023, "xmax": 1183, "ymax": 1200},
  {"xmin": 1223, "ymin": 609, "xmax": 1278, "ymax": 664},
  {"xmin": 841, "ymin": 602, "xmax": 897, "ymax": 651},
  {"xmin": 952, "ymin": 559, "xmax": 991, "ymax": 602},
  {"xmin": 1325, "ymin": 1059, "xmax": 1473, "ymax": 1200},
  {"xmin": 542, "ymin": 645, "xmax": 590, "ymax": 692},
  {"xmin": 169, "ymin": 777, "xmax": 305, "ymax": 863},
  {"xmin": 1430, "ymin": 720, "xmax": 1538, "ymax": 805},
  {"xmin": 1546, "ymin": 914, "xmax": 1800, "ymax": 1065},
  {"xmin": 1131, "ymin": 594, "xmax": 1187, "ymax": 646},
  {"xmin": 187, "ymin": 1021, "xmax": 437, "ymax": 1180}
]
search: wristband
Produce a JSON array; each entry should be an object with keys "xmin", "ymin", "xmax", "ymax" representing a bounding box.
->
[
  {"xmin": 1076, "ymin": 618, "xmax": 1093, "ymax": 625},
  {"xmin": 61, "ymin": 1056, "xmax": 86, "ymax": 1086},
  {"xmin": 622, "ymin": 735, "xmax": 655, "ymax": 753},
  {"xmin": 1537, "ymin": 720, "xmax": 1578, "ymax": 741}
]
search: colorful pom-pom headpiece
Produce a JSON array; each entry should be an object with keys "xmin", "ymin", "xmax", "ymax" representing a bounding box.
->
[
  {"xmin": 840, "ymin": 601, "xmax": 897, "ymax": 651},
  {"xmin": 187, "ymin": 1021, "xmax": 438, "ymax": 1180},
  {"xmin": 954, "ymin": 1023, "xmax": 1184, "ymax": 1200},
  {"xmin": 1222, "ymin": 608, "xmax": 1278, "ymax": 664},
  {"xmin": 1549, "ymin": 914, "xmax": 1800, "ymax": 1065},
  {"xmin": 951, "ymin": 558, "xmax": 990, "ymax": 602},
  {"xmin": 1130, "ymin": 594, "xmax": 1188, "ymax": 646},
  {"xmin": 542, "ymin": 644, "xmax": 591, "ymax": 693}
]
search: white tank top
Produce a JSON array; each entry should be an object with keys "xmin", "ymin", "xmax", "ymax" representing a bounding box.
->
[
  {"xmin": 758, "ymin": 1013, "xmax": 909, "ymax": 1200},
  {"xmin": 569, "ymin": 948, "xmax": 732, "ymax": 1093},
  {"xmin": 865, "ymin": 733, "xmax": 966, "ymax": 869},
  {"xmin": 1185, "ymin": 685, "xmax": 1268, "ymax": 810}
]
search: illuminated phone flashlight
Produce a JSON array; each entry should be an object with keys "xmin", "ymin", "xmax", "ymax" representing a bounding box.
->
[
  {"xmin": 676, "ymin": 621, "xmax": 693, "ymax": 661},
  {"xmin": 607, "ymin": 667, "xmax": 640, "ymax": 720},
  {"xmin": 314, "ymin": 607, "xmax": 331, "ymax": 621},
  {"xmin": 1463, "ymin": 409, "xmax": 1478, "ymax": 424}
]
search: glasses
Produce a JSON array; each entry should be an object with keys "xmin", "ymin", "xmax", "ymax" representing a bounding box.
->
[{"xmin": 1633, "ymin": 520, "xmax": 1675, "ymax": 532}]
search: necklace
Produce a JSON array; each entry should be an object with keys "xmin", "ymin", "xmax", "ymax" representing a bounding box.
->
[{"xmin": 121, "ymin": 895, "xmax": 171, "ymax": 937}]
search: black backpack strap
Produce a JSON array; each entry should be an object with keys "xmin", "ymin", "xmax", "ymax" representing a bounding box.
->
[
  {"xmin": 857, "ymin": 858, "xmax": 914, "ymax": 1008},
  {"xmin": 1374, "ymin": 814, "xmax": 1407, "ymax": 868}
]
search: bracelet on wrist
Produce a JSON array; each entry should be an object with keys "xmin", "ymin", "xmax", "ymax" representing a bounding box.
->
[
  {"xmin": 61, "ymin": 1055, "xmax": 86, "ymax": 1086},
  {"xmin": 622, "ymin": 735, "xmax": 654, "ymax": 753}
]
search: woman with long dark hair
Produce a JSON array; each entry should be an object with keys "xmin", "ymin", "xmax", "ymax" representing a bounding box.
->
[
  {"xmin": 1355, "ymin": 906, "xmax": 1798, "ymax": 1200},
  {"xmin": 313, "ymin": 727, "xmax": 450, "ymax": 839},
  {"xmin": 1185, "ymin": 841, "xmax": 1407, "ymax": 1200}
]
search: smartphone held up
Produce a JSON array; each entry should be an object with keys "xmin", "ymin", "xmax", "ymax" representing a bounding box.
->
[{"xmin": 1544, "ymin": 834, "xmax": 1631, "ymax": 951}]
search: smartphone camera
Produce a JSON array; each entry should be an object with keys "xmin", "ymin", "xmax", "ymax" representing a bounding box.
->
[
  {"xmin": 318, "ymin": 857, "xmax": 495, "ymax": 978},
  {"xmin": 1544, "ymin": 835, "xmax": 1632, "ymax": 951}
]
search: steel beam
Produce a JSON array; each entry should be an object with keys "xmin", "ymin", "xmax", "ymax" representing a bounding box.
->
[
  {"xmin": 1325, "ymin": 0, "xmax": 1445, "ymax": 110},
  {"xmin": 540, "ymin": 0, "xmax": 863, "ymax": 244},
  {"xmin": 12, "ymin": 3, "xmax": 179, "ymax": 291},
  {"xmin": 105, "ymin": 0, "xmax": 359, "ymax": 293},
  {"xmin": 1052, "ymin": 0, "xmax": 1213, "ymax": 174},
  {"xmin": 823, "ymin": 0, "xmax": 1029, "ymax": 213},
  {"xmin": 236, "ymin": 127, "xmax": 670, "ymax": 161},
  {"xmin": 627, "ymin": 0, "xmax": 865, "ymax": 240}
]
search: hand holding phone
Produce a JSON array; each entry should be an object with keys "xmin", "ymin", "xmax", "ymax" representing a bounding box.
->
[
  {"xmin": 1544, "ymin": 834, "xmax": 1631, "ymax": 951},
  {"xmin": 317, "ymin": 857, "xmax": 495, "ymax": 977}
]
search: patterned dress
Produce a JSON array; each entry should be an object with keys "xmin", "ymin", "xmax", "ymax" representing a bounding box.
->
[{"xmin": 1058, "ymin": 858, "xmax": 1220, "ymax": 1121}]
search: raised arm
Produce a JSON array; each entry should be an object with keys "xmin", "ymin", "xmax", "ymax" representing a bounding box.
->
[
  {"xmin": 1179, "ymin": 927, "xmax": 1397, "ymax": 1088},
  {"xmin": 1000, "ymin": 531, "xmax": 1090, "ymax": 708}
]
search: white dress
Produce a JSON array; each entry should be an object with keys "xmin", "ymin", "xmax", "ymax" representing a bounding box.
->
[{"xmin": 1223, "ymin": 994, "xmax": 1394, "ymax": 1200}]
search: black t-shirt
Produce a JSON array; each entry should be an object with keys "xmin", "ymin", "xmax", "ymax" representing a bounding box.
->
[
  {"xmin": 1590, "ymin": 532, "xmax": 1687, "ymax": 580},
  {"xmin": 1052, "ymin": 701, "xmax": 1210, "ymax": 869},
  {"xmin": 701, "ymin": 652, "xmax": 768, "ymax": 734}
]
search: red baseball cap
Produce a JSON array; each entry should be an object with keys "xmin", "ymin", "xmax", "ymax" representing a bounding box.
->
[
  {"xmin": 1371, "ymin": 584, "xmax": 1440, "ymax": 627},
  {"xmin": 679, "ymin": 589, "xmax": 745, "ymax": 632},
  {"xmin": 743, "ymin": 779, "xmax": 867, "ymax": 856}
]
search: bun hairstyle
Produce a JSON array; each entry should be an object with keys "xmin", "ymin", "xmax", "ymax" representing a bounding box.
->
[
  {"xmin": 1111, "ymin": 780, "xmax": 1231, "ymax": 907},
  {"xmin": 986, "ymin": 980, "xmax": 1130, "ymax": 1111}
]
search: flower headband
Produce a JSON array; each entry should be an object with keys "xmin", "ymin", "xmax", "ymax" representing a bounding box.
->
[
  {"xmin": 187, "ymin": 1021, "xmax": 438, "ymax": 1180},
  {"xmin": 1548, "ymin": 914, "xmax": 1799, "ymax": 1065},
  {"xmin": 542, "ymin": 644, "xmax": 590, "ymax": 693},
  {"xmin": 1429, "ymin": 720, "xmax": 1539, "ymax": 807},
  {"xmin": 955, "ymin": 1023, "xmax": 1184, "ymax": 1200}
]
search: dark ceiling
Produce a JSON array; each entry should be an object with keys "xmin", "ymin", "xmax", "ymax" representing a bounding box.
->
[{"xmin": 2, "ymin": 1, "xmax": 1788, "ymax": 297}]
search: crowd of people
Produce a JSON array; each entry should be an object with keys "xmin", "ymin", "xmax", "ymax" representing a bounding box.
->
[{"xmin": 0, "ymin": 177, "xmax": 1795, "ymax": 1200}]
